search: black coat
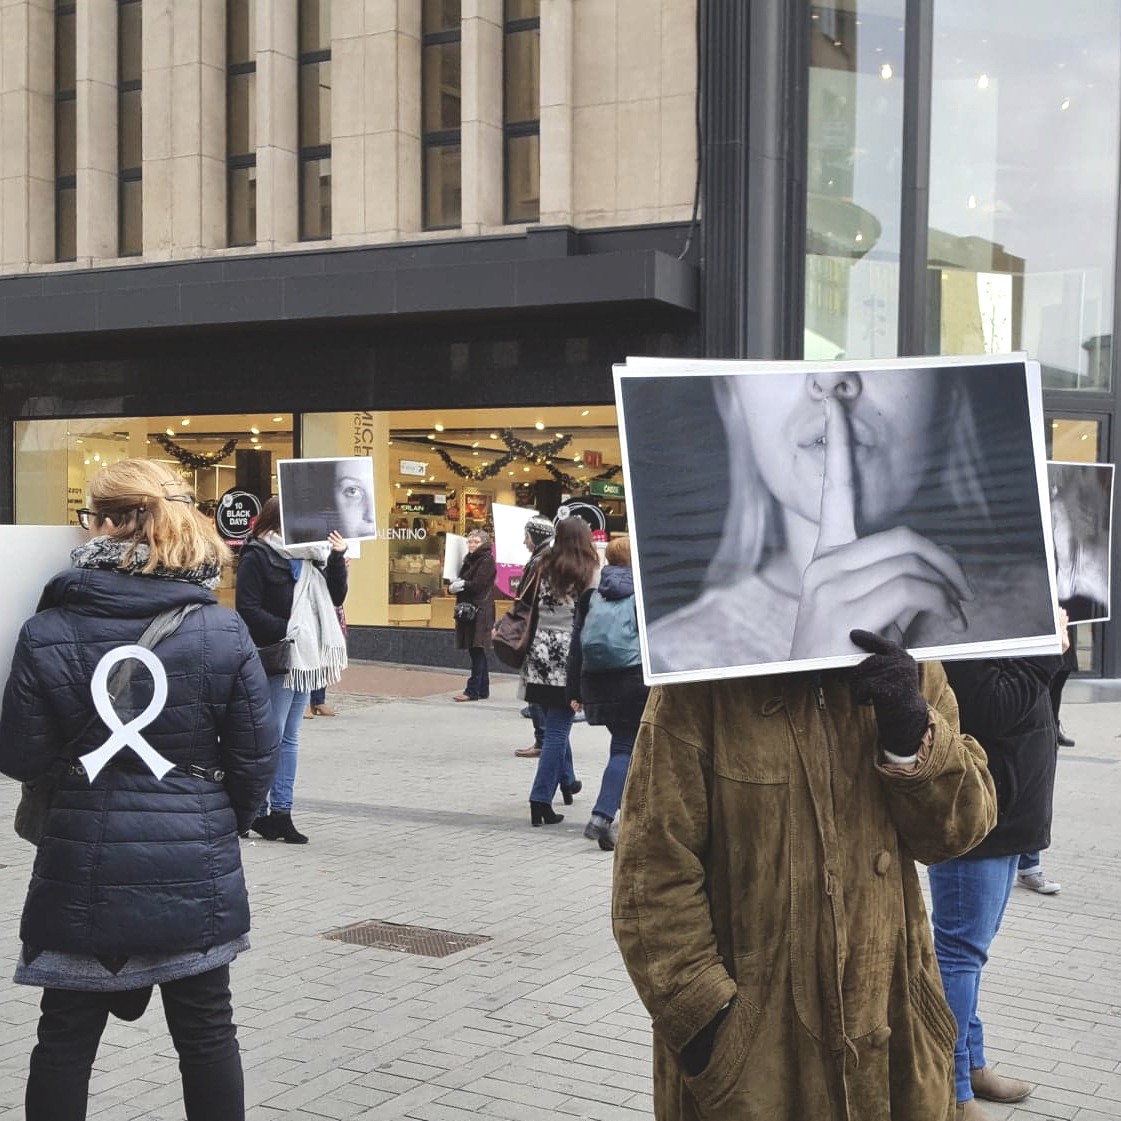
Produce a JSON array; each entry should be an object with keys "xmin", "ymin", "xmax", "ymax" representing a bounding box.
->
[
  {"xmin": 943, "ymin": 656, "xmax": 1062, "ymax": 860},
  {"xmin": 566, "ymin": 566, "xmax": 649, "ymax": 728},
  {"xmin": 454, "ymin": 544, "xmax": 497, "ymax": 650},
  {"xmin": 0, "ymin": 567, "xmax": 278, "ymax": 958},
  {"xmin": 235, "ymin": 538, "xmax": 348, "ymax": 646}
]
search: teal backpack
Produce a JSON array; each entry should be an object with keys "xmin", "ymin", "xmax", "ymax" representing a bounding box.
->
[{"xmin": 580, "ymin": 591, "xmax": 641, "ymax": 672}]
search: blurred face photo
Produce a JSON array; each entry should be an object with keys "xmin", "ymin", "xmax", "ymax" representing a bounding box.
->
[
  {"xmin": 728, "ymin": 368, "xmax": 939, "ymax": 528},
  {"xmin": 334, "ymin": 462, "xmax": 376, "ymax": 538}
]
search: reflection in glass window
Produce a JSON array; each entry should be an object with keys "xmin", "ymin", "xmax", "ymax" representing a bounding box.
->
[
  {"xmin": 928, "ymin": 3, "xmax": 1120, "ymax": 390},
  {"xmin": 298, "ymin": 0, "xmax": 331, "ymax": 240},
  {"xmin": 118, "ymin": 0, "xmax": 142, "ymax": 257},
  {"xmin": 422, "ymin": 3, "xmax": 461, "ymax": 229},
  {"xmin": 55, "ymin": 2, "xmax": 77, "ymax": 261},
  {"xmin": 504, "ymin": 1, "xmax": 539, "ymax": 224},
  {"xmin": 804, "ymin": 2, "xmax": 905, "ymax": 360}
]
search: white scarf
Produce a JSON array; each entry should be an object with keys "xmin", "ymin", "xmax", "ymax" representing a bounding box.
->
[{"xmin": 262, "ymin": 533, "xmax": 348, "ymax": 691}]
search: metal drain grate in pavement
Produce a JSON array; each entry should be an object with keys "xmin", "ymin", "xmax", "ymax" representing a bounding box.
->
[{"xmin": 322, "ymin": 919, "xmax": 491, "ymax": 957}]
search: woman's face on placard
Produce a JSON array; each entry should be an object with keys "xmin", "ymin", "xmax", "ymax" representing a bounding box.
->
[
  {"xmin": 728, "ymin": 368, "xmax": 940, "ymax": 527},
  {"xmin": 334, "ymin": 462, "xmax": 375, "ymax": 537}
]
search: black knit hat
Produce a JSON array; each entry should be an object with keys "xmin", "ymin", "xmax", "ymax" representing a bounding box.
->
[{"xmin": 524, "ymin": 515, "xmax": 554, "ymax": 549}]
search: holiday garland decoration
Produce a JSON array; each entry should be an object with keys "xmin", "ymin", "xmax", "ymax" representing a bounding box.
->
[
  {"xmin": 154, "ymin": 434, "xmax": 238, "ymax": 469},
  {"xmin": 431, "ymin": 430, "xmax": 621, "ymax": 490}
]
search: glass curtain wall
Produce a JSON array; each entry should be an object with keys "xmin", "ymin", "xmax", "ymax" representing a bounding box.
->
[
  {"xmin": 55, "ymin": 1, "xmax": 77, "ymax": 261},
  {"xmin": 298, "ymin": 0, "xmax": 331, "ymax": 240},
  {"xmin": 927, "ymin": 2, "xmax": 1121, "ymax": 390},
  {"xmin": 118, "ymin": 0, "xmax": 142, "ymax": 256},
  {"xmin": 503, "ymin": 0, "xmax": 540, "ymax": 224},
  {"xmin": 227, "ymin": 0, "xmax": 257, "ymax": 246},
  {"xmin": 422, "ymin": 1, "xmax": 462, "ymax": 229},
  {"xmin": 804, "ymin": 0, "xmax": 906, "ymax": 361}
]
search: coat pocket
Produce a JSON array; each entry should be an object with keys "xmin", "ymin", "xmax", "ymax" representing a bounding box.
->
[{"xmin": 681, "ymin": 989, "xmax": 764, "ymax": 1112}]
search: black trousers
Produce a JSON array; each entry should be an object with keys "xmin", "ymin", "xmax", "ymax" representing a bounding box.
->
[{"xmin": 26, "ymin": 963, "xmax": 243, "ymax": 1121}]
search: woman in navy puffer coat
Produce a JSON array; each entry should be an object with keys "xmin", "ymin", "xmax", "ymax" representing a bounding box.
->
[{"xmin": 0, "ymin": 459, "xmax": 277, "ymax": 1121}]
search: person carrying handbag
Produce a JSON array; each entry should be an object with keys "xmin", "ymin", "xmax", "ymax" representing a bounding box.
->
[{"xmin": 449, "ymin": 529, "xmax": 497, "ymax": 702}]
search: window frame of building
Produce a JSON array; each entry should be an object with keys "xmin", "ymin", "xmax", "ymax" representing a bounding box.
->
[
  {"xmin": 502, "ymin": 2, "xmax": 540, "ymax": 225},
  {"xmin": 55, "ymin": 0, "xmax": 78, "ymax": 262},
  {"xmin": 226, "ymin": 0, "xmax": 257, "ymax": 247},
  {"xmin": 297, "ymin": 0, "xmax": 331, "ymax": 242},
  {"xmin": 421, "ymin": 4, "xmax": 462, "ymax": 231},
  {"xmin": 117, "ymin": 0, "xmax": 143, "ymax": 258}
]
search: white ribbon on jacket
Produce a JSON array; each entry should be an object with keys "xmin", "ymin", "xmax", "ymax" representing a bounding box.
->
[{"xmin": 79, "ymin": 645, "xmax": 175, "ymax": 782}]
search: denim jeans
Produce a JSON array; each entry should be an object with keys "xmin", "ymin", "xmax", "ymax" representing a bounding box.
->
[
  {"xmin": 465, "ymin": 647, "xmax": 490, "ymax": 699},
  {"xmin": 529, "ymin": 705, "xmax": 578, "ymax": 804},
  {"xmin": 309, "ymin": 687, "xmax": 326, "ymax": 707},
  {"xmin": 1018, "ymin": 851, "xmax": 1040, "ymax": 872},
  {"xmin": 592, "ymin": 723, "xmax": 637, "ymax": 821},
  {"xmin": 26, "ymin": 965, "xmax": 243, "ymax": 1121},
  {"xmin": 528, "ymin": 703, "xmax": 546, "ymax": 747},
  {"xmin": 927, "ymin": 855, "xmax": 1019, "ymax": 1102},
  {"xmin": 263, "ymin": 676, "xmax": 310, "ymax": 815}
]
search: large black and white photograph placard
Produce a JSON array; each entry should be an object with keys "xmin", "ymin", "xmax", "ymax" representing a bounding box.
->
[
  {"xmin": 1048, "ymin": 460, "xmax": 1114, "ymax": 624},
  {"xmin": 615, "ymin": 354, "xmax": 1060, "ymax": 684},
  {"xmin": 277, "ymin": 457, "xmax": 377, "ymax": 546}
]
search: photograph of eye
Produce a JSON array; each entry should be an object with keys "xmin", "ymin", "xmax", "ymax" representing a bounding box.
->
[{"xmin": 277, "ymin": 458, "xmax": 378, "ymax": 545}]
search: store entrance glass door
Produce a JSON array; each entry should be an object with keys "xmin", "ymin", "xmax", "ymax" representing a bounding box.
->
[{"xmin": 1046, "ymin": 414, "xmax": 1111, "ymax": 675}]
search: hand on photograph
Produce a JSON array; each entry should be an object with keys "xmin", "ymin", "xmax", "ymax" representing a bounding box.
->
[
  {"xmin": 1058, "ymin": 606, "xmax": 1071, "ymax": 653},
  {"xmin": 791, "ymin": 528, "xmax": 973, "ymax": 659},
  {"xmin": 327, "ymin": 530, "xmax": 348, "ymax": 553},
  {"xmin": 848, "ymin": 629, "xmax": 930, "ymax": 754},
  {"xmin": 449, "ymin": 578, "xmax": 465, "ymax": 593},
  {"xmin": 570, "ymin": 700, "xmax": 582, "ymax": 713}
]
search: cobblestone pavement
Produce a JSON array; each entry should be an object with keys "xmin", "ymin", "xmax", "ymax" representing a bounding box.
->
[{"xmin": 0, "ymin": 665, "xmax": 1117, "ymax": 1120}]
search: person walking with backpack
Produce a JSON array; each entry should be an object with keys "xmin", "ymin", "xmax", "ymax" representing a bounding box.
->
[{"xmin": 567, "ymin": 536, "xmax": 648, "ymax": 850}]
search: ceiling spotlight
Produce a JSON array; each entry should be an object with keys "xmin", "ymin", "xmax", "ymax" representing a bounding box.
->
[
  {"xmin": 84, "ymin": 457, "xmax": 90, "ymax": 465},
  {"xmin": 165, "ymin": 427, "xmax": 175, "ymax": 436},
  {"xmin": 272, "ymin": 416, "xmax": 283, "ymax": 423},
  {"xmin": 93, "ymin": 453, "xmax": 101, "ymax": 462},
  {"xmin": 472, "ymin": 441, "xmax": 480, "ymax": 448},
  {"xmin": 535, "ymin": 421, "xmax": 545, "ymax": 430},
  {"xmin": 434, "ymin": 423, "xmax": 445, "ymax": 432},
  {"xmin": 75, "ymin": 438, "xmax": 83, "ymax": 444},
  {"xmin": 250, "ymin": 426, "xmax": 260, "ymax": 435},
  {"xmin": 581, "ymin": 410, "xmax": 589, "ymax": 417},
  {"xmin": 523, "ymin": 466, "xmax": 531, "ymax": 472},
  {"xmin": 880, "ymin": 62, "xmax": 893, "ymax": 80},
  {"xmin": 181, "ymin": 418, "xmax": 190, "ymax": 426},
  {"xmin": 427, "ymin": 434, "xmax": 435, "ymax": 440},
  {"xmin": 508, "ymin": 470, "xmax": 515, "ymax": 476},
  {"xmin": 489, "ymin": 432, "xmax": 499, "ymax": 440}
]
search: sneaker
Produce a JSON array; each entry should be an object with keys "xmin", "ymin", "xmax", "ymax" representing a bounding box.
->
[
  {"xmin": 1057, "ymin": 722, "xmax": 1075, "ymax": 747},
  {"xmin": 1017, "ymin": 871, "xmax": 1061, "ymax": 895}
]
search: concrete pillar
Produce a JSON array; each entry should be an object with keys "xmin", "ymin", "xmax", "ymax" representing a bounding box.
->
[
  {"xmin": 256, "ymin": 0, "xmax": 297, "ymax": 247},
  {"xmin": 76, "ymin": 0, "xmax": 118, "ymax": 262},
  {"xmin": 461, "ymin": 0, "xmax": 502, "ymax": 232},
  {"xmin": 0, "ymin": 0, "xmax": 54, "ymax": 270},
  {"xmin": 538, "ymin": 0, "xmax": 572, "ymax": 224}
]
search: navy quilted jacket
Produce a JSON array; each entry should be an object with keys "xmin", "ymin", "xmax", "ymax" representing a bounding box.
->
[{"xmin": 0, "ymin": 567, "xmax": 278, "ymax": 958}]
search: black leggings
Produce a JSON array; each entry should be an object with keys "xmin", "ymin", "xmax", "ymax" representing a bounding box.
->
[{"xmin": 26, "ymin": 964, "xmax": 243, "ymax": 1121}]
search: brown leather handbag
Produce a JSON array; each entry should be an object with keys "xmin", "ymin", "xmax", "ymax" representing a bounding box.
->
[{"xmin": 492, "ymin": 568, "xmax": 541, "ymax": 668}]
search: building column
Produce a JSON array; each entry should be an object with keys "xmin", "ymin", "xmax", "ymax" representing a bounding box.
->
[
  {"xmin": 461, "ymin": 0, "xmax": 503, "ymax": 232},
  {"xmin": 256, "ymin": 0, "xmax": 297, "ymax": 248},
  {"xmin": 0, "ymin": 0, "xmax": 54, "ymax": 270},
  {"xmin": 538, "ymin": 0, "xmax": 573, "ymax": 225},
  {"xmin": 76, "ymin": 0, "xmax": 118, "ymax": 262},
  {"xmin": 142, "ymin": 1, "xmax": 225, "ymax": 258}
]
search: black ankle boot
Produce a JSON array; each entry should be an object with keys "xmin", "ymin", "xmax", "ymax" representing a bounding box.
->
[
  {"xmin": 530, "ymin": 801, "xmax": 564, "ymax": 826},
  {"xmin": 560, "ymin": 780, "xmax": 582, "ymax": 805},
  {"xmin": 269, "ymin": 812, "xmax": 308, "ymax": 844},
  {"xmin": 249, "ymin": 815, "xmax": 279, "ymax": 841}
]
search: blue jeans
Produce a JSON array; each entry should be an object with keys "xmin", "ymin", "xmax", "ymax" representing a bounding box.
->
[
  {"xmin": 592, "ymin": 723, "xmax": 637, "ymax": 821},
  {"xmin": 262, "ymin": 677, "xmax": 310, "ymax": 815},
  {"xmin": 529, "ymin": 705, "xmax": 577, "ymax": 804},
  {"xmin": 1018, "ymin": 851, "xmax": 1040, "ymax": 872},
  {"xmin": 927, "ymin": 855, "xmax": 1019, "ymax": 1102},
  {"xmin": 309, "ymin": 687, "xmax": 326, "ymax": 707},
  {"xmin": 465, "ymin": 648, "xmax": 489, "ymax": 699},
  {"xmin": 529, "ymin": 703, "xmax": 546, "ymax": 747}
]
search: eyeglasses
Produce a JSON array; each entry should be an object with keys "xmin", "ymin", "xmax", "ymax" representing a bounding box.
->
[
  {"xmin": 75, "ymin": 505, "xmax": 150, "ymax": 530},
  {"xmin": 75, "ymin": 508, "xmax": 100, "ymax": 530}
]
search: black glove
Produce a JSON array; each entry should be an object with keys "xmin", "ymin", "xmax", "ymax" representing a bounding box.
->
[{"xmin": 848, "ymin": 629, "xmax": 930, "ymax": 755}]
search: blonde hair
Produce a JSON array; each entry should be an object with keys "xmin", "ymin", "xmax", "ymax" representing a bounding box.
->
[
  {"xmin": 604, "ymin": 535, "xmax": 631, "ymax": 566},
  {"xmin": 89, "ymin": 458, "xmax": 231, "ymax": 573}
]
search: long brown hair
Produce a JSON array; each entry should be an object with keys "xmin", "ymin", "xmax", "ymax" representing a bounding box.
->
[
  {"xmin": 250, "ymin": 495, "xmax": 281, "ymax": 538},
  {"xmin": 539, "ymin": 517, "xmax": 598, "ymax": 599},
  {"xmin": 89, "ymin": 458, "xmax": 231, "ymax": 573}
]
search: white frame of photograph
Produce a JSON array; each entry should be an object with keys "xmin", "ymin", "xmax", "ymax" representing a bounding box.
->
[
  {"xmin": 277, "ymin": 456, "xmax": 378, "ymax": 547},
  {"xmin": 615, "ymin": 353, "xmax": 1061, "ymax": 685},
  {"xmin": 1047, "ymin": 459, "xmax": 1114, "ymax": 625}
]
